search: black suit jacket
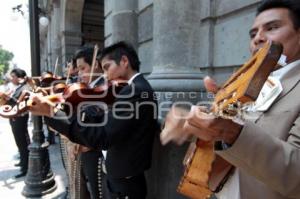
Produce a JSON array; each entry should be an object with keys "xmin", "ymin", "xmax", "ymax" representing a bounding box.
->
[{"xmin": 45, "ymin": 74, "xmax": 158, "ymax": 178}]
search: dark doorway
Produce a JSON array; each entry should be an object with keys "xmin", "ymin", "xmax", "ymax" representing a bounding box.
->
[{"xmin": 81, "ymin": 0, "xmax": 104, "ymax": 48}]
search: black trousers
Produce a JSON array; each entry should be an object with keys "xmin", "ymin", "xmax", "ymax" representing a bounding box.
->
[
  {"xmin": 81, "ymin": 150, "xmax": 104, "ymax": 199},
  {"xmin": 105, "ymin": 173, "xmax": 147, "ymax": 199},
  {"xmin": 9, "ymin": 114, "xmax": 30, "ymax": 172}
]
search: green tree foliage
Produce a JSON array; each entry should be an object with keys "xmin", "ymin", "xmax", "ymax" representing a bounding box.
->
[
  {"xmin": 0, "ymin": 46, "xmax": 14, "ymax": 78},
  {"xmin": 0, "ymin": 47, "xmax": 14, "ymax": 84}
]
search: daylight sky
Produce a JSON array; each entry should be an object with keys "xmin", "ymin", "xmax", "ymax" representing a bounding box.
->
[{"xmin": 0, "ymin": 0, "xmax": 31, "ymax": 75}]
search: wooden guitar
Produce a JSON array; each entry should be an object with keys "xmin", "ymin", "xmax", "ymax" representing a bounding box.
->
[{"xmin": 175, "ymin": 41, "xmax": 283, "ymax": 199}]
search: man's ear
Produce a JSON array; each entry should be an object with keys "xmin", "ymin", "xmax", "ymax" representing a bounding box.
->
[{"xmin": 121, "ymin": 55, "xmax": 129, "ymax": 69}]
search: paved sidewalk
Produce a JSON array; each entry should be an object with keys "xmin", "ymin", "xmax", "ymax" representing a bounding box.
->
[{"xmin": 0, "ymin": 117, "xmax": 67, "ymax": 198}]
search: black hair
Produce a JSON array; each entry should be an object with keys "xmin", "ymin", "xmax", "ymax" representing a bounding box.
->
[
  {"xmin": 99, "ymin": 41, "xmax": 140, "ymax": 72},
  {"xmin": 65, "ymin": 58, "xmax": 77, "ymax": 68},
  {"xmin": 42, "ymin": 71, "xmax": 53, "ymax": 75},
  {"xmin": 257, "ymin": 0, "xmax": 300, "ymax": 29},
  {"xmin": 10, "ymin": 68, "xmax": 27, "ymax": 78},
  {"xmin": 73, "ymin": 47, "xmax": 94, "ymax": 66},
  {"xmin": 72, "ymin": 57, "xmax": 77, "ymax": 68}
]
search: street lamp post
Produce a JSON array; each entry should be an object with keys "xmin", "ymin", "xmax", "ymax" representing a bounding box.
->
[{"xmin": 22, "ymin": 0, "xmax": 57, "ymax": 197}]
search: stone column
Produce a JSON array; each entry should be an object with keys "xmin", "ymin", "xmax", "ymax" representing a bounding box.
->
[
  {"xmin": 149, "ymin": 0, "xmax": 204, "ymax": 92},
  {"xmin": 52, "ymin": 1, "xmax": 63, "ymax": 75},
  {"xmin": 147, "ymin": 1, "xmax": 207, "ymax": 199},
  {"xmin": 61, "ymin": 0, "xmax": 84, "ymax": 64},
  {"xmin": 110, "ymin": 0, "xmax": 138, "ymax": 47},
  {"xmin": 47, "ymin": 18, "xmax": 53, "ymax": 72}
]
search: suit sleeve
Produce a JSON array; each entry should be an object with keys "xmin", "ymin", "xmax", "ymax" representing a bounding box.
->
[
  {"xmin": 216, "ymin": 113, "xmax": 300, "ymax": 198},
  {"xmin": 67, "ymin": 87, "xmax": 143, "ymax": 150},
  {"xmin": 45, "ymin": 86, "xmax": 151, "ymax": 150}
]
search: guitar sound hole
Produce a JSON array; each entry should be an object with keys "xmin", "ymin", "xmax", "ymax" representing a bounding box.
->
[{"xmin": 3, "ymin": 105, "xmax": 12, "ymax": 112}]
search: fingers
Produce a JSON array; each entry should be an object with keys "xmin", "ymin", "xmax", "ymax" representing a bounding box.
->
[
  {"xmin": 188, "ymin": 106, "xmax": 214, "ymax": 127},
  {"xmin": 28, "ymin": 95, "xmax": 41, "ymax": 112},
  {"xmin": 160, "ymin": 118, "xmax": 182, "ymax": 145},
  {"xmin": 183, "ymin": 121, "xmax": 214, "ymax": 141},
  {"xmin": 160, "ymin": 128, "xmax": 172, "ymax": 145},
  {"xmin": 160, "ymin": 127, "xmax": 188, "ymax": 146},
  {"xmin": 184, "ymin": 106, "xmax": 224, "ymax": 141},
  {"xmin": 190, "ymin": 105, "xmax": 209, "ymax": 115},
  {"xmin": 160, "ymin": 106, "xmax": 190, "ymax": 145},
  {"xmin": 160, "ymin": 104, "xmax": 231, "ymax": 145},
  {"xmin": 160, "ymin": 105, "xmax": 216, "ymax": 145},
  {"xmin": 28, "ymin": 94, "xmax": 47, "ymax": 115},
  {"xmin": 204, "ymin": 76, "xmax": 219, "ymax": 94},
  {"xmin": 17, "ymin": 90, "xmax": 31, "ymax": 103}
]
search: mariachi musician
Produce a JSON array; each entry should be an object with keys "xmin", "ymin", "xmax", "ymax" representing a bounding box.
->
[
  {"xmin": 59, "ymin": 46, "xmax": 107, "ymax": 199},
  {"xmin": 160, "ymin": 1, "xmax": 300, "ymax": 199},
  {"xmin": 3, "ymin": 68, "xmax": 31, "ymax": 178},
  {"xmin": 26, "ymin": 41, "xmax": 158, "ymax": 199}
]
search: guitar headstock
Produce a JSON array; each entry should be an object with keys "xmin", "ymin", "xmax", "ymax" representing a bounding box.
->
[{"xmin": 213, "ymin": 41, "xmax": 283, "ymax": 115}]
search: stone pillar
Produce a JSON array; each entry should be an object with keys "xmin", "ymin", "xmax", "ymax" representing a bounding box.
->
[
  {"xmin": 47, "ymin": 18, "xmax": 53, "ymax": 72},
  {"xmin": 111, "ymin": 0, "xmax": 138, "ymax": 47},
  {"xmin": 147, "ymin": 0, "xmax": 207, "ymax": 198},
  {"xmin": 52, "ymin": 1, "xmax": 63, "ymax": 75},
  {"xmin": 61, "ymin": 0, "xmax": 84, "ymax": 64},
  {"xmin": 149, "ymin": 0, "xmax": 204, "ymax": 92},
  {"xmin": 61, "ymin": 30, "xmax": 82, "ymax": 64}
]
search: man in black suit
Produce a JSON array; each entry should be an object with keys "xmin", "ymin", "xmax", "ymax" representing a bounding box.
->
[
  {"xmin": 6, "ymin": 68, "xmax": 31, "ymax": 178},
  {"xmin": 72, "ymin": 46, "xmax": 106, "ymax": 199},
  {"xmin": 29, "ymin": 41, "xmax": 158, "ymax": 199},
  {"xmin": 61, "ymin": 47, "xmax": 106, "ymax": 199}
]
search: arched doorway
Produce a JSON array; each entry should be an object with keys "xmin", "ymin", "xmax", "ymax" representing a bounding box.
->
[{"xmin": 62, "ymin": 0, "xmax": 104, "ymax": 63}]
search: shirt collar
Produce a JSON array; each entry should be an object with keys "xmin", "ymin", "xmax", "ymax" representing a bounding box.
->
[
  {"xmin": 89, "ymin": 76, "xmax": 103, "ymax": 88},
  {"xmin": 271, "ymin": 59, "xmax": 300, "ymax": 80},
  {"xmin": 127, "ymin": 73, "xmax": 140, "ymax": 85}
]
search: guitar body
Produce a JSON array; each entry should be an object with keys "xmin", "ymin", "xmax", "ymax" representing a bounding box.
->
[
  {"xmin": 177, "ymin": 140, "xmax": 213, "ymax": 199},
  {"xmin": 177, "ymin": 41, "xmax": 283, "ymax": 199},
  {"xmin": 178, "ymin": 141, "xmax": 233, "ymax": 199}
]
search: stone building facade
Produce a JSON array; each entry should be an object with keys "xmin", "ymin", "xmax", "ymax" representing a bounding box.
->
[{"xmin": 39, "ymin": 0, "xmax": 261, "ymax": 198}]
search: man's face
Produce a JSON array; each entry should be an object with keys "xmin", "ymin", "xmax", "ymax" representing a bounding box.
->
[
  {"xmin": 77, "ymin": 58, "xmax": 91, "ymax": 84},
  {"xmin": 101, "ymin": 56, "xmax": 126, "ymax": 80},
  {"xmin": 64, "ymin": 63, "xmax": 78, "ymax": 77},
  {"xmin": 10, "ymin": 73, "xmax": 18, "ymax": 85},
  {"xmin": 249, "ymin": 8, "xmax": 300, "ymax": 63}
]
